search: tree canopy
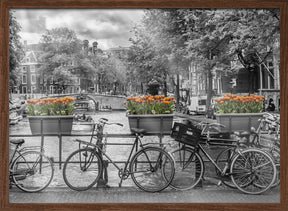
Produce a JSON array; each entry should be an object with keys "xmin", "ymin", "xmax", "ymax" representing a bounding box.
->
[
  {"xmin": 9, "ymin": 11, "xmax": 24, "ymax": 90},
  {"xmin": 128, "ymin": 8, "xmax": 280, "ymax": 107}
]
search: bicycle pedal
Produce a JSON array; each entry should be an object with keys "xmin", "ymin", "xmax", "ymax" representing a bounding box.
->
[{"xmin": 217, "ymin": 181, "xmax": 222, "ymax": 187}]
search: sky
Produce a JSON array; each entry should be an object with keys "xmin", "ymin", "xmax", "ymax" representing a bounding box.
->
[{"xmin": 13, "ymin": 9, "xmax": 144, "ymax": 50}]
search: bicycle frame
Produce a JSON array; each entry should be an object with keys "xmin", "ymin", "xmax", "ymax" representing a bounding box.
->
[
  {"xmin": 77, "ymin": 133, "xmax": 142, "ymax": 175},
  {"xmin": 78, "ymin": 132, "xmax": 166, "ymax": 180},
  {"xmin": 197, "ymin": 144, "xmax": 236, "ymax": 174}
]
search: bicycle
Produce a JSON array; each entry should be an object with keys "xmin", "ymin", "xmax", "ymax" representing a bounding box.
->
[
  {"xmin": 167, "ymin": 121, "xmax": 276, "ymax": 195},
  {"xmin": 9, "ymin": 138, "xmax": 54, "ymax": 192},
  {"xmin": 62, "ymin": 118, "xmax": 175, "ymax": 192},
  {"xmin": 249, "ymin": 112, "xmax": 280, "ymax": 187},
  {"xmin": 214, "ymin": 112, "xmax": 280, "ymax": 189}
]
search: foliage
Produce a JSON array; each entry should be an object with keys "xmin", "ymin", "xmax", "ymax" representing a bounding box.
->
[
  {"xmin": 130, "ymin": 9, "xmax": 279, "ymax": 108},
  {"xmin": 9, "ymin": 11, "xmax": 24, "ymax": 89},
  {"xmin": 39, "ymin": 27, "xmax": 129, "ymax": 94},
  {"xmin": 26, "ymin": 96, "xmax": 74, "ymax": 116},
  {"xmin": 39, "ymin": 27, "xmax": 83, "ymax": 93},
  {"xmin": 214, "ymin": 93, "xmax": 264, "ymax": 113},
  {"xmin": 125, "ymin": 95, "xmax": 175, "ymax": 115},
  {"xmin": 128, "ymin": 9, "xmax": 192, "ymax": 97}
]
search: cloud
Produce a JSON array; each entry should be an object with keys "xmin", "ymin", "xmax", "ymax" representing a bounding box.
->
[{"xmin": 13, "ymin": 9, "xmax": 144, "ymax": 49}]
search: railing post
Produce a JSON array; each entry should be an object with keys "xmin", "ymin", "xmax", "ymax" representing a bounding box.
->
[
  {"xmin": 58, "ymin": 117, "xmax": 62, "ymax": 169},
  {"xmin": 97, "ymin": 126, "xmax": 109, "ymax": 188},
  {"xmin": 40, "ymin": 118, "xmax": 44, "ymax": 173}
]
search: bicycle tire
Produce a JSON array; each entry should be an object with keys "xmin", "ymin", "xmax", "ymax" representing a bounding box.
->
[
  {"xmin": 262, "ymin": 146, "xmax": 280, "ymax": 188},
  {"xmin": 130, "ymin": 146, "xmax": 175, "ymax": 192},
  {"xmin": 215, "ymin": 147, "xmax": 237, "ymax": 189},
  {"xmin": 11, "ymin": 150, "xmax": 54, "ymax": 192},
  {"xmin": 63, "ymin": 148, "xmax": 103, "ymax": 191},
  {"xmin": 165, "ymin": 146, "xmax": 204, "ymax": 190},
  {"xmin": 252, "ymin": 133, "xmax": 280, "ymax": 188},
  {"xmin": 230, "ymin": 148, "xmax": 276, "ymax": 195}
]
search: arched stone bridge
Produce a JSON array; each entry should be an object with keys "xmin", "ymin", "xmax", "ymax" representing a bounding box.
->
[{"xmin": 75, "ymin": 93, "xmax": 126, "ymax": 111}]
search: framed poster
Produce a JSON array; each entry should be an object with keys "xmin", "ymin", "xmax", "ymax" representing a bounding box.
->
[{"xmin": 0, "ymin": 0, "xmax": 287, "ymax": 210}]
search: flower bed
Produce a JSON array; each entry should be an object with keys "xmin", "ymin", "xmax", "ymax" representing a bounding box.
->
[
  {"xmin": 125, "ymin": 94, "xmax": 175, "ymax": 115},
  {"xmin": 125, "ymin": 95, "xmax": 175, "ymax": 133},
  {"xmin": 214, "ymin": 94, "xmax": 264, "ymax": 132},
  {"xmin": 27, "ymin": 96, "xmax": 75, "ymax": 116},
  {"xmin": 26, "ymin": 96, "xmax": 75, "ymax": 135},
  {"xmin": 214, "ymin": 93, "xmax": 264, "ymax": 114}
]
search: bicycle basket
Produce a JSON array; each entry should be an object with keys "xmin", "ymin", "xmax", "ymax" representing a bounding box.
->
[{"xmin": 171, "ymin": 122, "xmax": 202, "ymax": 146}]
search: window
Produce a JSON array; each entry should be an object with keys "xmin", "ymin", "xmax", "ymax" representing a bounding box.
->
[
  {"xmin": 49, "ymin": 85, "xmax": 54, "ymax": 94},
  {"xmin": 198, "ymin": 99, "xmax": 206, "ymax": 106},
  {"xmin": 76, "ymin": 77, "xmax": 81, "ymax": 85},
  {"xmin": 30, "ymin": 65, "xmax": 35, "ymax": 72},
  {"xmin": 261, "ymin": 60, "xmax": 275, "ymax": 89},
  {"xmin": 31, "ymin": 86, "xmax": 36, "ymax": 93},
  {"xmin": 22, "ymin": 66, "xmax": 27, "ymax": 72},
  {"xmin": 26, "ymin": 58, "xmax": 30, "ymax": 63},
  {"xmin": 22, "ymin": 74, "xmax": 27, "ymax": 84},
  {"xmin": 31, "ymin": 74, "xmax": 36, "ymax": 84},
  {"xmin": 49, "ymin": 77, "xmax": 54, "ymax": 84},
  {"xmin": 40, "ymin": 76, "xmax": 43, "ymax": 84},
  {"xmin": 22, "ymin": 86, "xmax": 27, "ymax": 94}
]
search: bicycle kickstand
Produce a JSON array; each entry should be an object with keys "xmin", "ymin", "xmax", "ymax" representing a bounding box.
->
[{"xmin": 118, "ymin": 178, "xmax": 123, "ymax": 188}]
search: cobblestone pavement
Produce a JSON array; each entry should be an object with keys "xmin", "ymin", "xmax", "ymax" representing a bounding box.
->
[{"xmin": 9, "ymin": 184, "xmax": 280, "ymax": 203}]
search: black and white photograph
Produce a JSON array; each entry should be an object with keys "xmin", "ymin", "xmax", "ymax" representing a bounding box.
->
[{"xmin": 8, "ymin": 8, "xmax": 280, "ymax": 203}]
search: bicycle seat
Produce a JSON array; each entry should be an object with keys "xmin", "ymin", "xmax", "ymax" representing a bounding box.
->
[
  {"xmin": 130, "ymin": 128, "xmax": 147, "ymax": 135},
  {"xmin": 10, "ymin": 139, "xmax": 25, "ymax": 145},
  {"xmin": 233, "ymin": 131, "xmax": 250, "ymax": 137}
]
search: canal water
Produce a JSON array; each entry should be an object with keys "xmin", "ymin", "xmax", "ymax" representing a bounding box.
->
[{"xmin": 9, "ymin": 111, "xmax": 176, "ymax": 188}]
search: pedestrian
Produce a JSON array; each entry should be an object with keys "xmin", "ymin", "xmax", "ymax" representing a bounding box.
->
[{"xmin": 266, "ymin": 98, "xmax": 275, "ymax": 112}]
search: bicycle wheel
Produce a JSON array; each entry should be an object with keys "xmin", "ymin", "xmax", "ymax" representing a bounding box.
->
[
  {"xmin": 63, "ymin": 148, "xmax": 103, "ymax": 191},
  {"xmin": 215, "ymin": 147, "xmax": 237, "ymax": 189},
  {"xmin": 266, "ymin": 147, "xmax": 280, "ymax": 188},
  {"xmin": 230, "ymin": 148, "xmax": 276, "ymax": 195},
  {"xmin": 130, "ymin": 146, "xmax": 175, "ymax": 192},
  {"xmin": 250, "ymin": 133, "xmax": 280, "ymax": 188},
  {"xmin": 166, "ymin": 147, "xmax": 204, "ymax": 190},
  {"xmin": 11, "ymin": 151, "xmax": 54, "ymax": 192}
]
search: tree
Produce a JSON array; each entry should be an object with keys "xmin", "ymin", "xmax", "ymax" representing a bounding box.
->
[
  {"xmin": 39, "ymin": 27, "xmax": 84, "ymax": 93},
  {"xmin": 182, "ymin": 9, "xmax": 279, "ymax": 107},
  {"xmin": 128, "ymin": 9, "xmax": 190, "ymax": 100},
  {"xmin": 142, "ymin": 9, "xmax": 190, "ymax": 101},
  {"xmin": 9, "ymin": 11, "xmax": 24, "ymax": 92}
]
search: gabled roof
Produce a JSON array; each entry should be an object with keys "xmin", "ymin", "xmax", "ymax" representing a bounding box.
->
[{"xmin": 21, "ymin": 50, "xmax": 41, "ymax": 65}]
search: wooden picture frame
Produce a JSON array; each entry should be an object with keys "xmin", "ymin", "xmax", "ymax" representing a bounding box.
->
[{"xmin": 0, "ymin": 0, "xmax": 287, "ymax": 210}]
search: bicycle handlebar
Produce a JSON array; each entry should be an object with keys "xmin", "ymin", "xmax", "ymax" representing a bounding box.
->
[{"xmin": 106, "ymin": 122, "xmax": 124, "ymax": 127}]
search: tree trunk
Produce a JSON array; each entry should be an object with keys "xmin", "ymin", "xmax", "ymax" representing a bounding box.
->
[
  {"xmin": 176, "ymin": 74, "xmax": 180, "ymax": 106},
  {"xmin": 163, "ymin": 80, "xmax": 168, "ymax": 96},
  {"xmin": 140, "ymin": 82, "xmax": 144, "ymax": 94},
  {"xmin": 206, "ymin": 70, "xmax": 212, "ymax": 111}
]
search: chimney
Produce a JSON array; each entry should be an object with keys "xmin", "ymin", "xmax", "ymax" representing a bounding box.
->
[
  {"xmin": 92, "ymin": 41, "xmax": 98, "ymax": 54},
  {"xmin": 24, "ymin": 40, "xmax": 27, "ymax": 50},
  {"xmin": 83, "ymin": 40, "xmax": 89, "ymax": 55}
]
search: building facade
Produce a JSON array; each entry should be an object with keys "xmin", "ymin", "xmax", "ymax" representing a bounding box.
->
[
  {"xmin": 19, "ymin": 51, "xmax": 42, "ymax": 95},
  {"xmin": 187, "ymin": 52, "xmax": 280, "ymax": 111}
]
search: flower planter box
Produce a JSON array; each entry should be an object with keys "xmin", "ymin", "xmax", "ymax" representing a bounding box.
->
[
  {"xmin": 127, "ymin": 114, "xmax": 174, "ymax": 134},
  {"xmin": 28, "ymin": 116, "xmax": 74, "ymax": 135},
  {"xmin": 215, "ymin": 113, "xmax": 263, "ymax": 133}
]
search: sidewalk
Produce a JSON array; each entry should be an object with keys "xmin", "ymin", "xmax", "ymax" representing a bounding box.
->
[{"xmin": 9, "ymin": 184, "xmax": 280, "ymax": 203}]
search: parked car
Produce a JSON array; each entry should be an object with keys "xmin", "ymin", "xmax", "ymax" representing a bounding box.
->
[{"xmin": 188, "ymin": 96, "xmax": 207, "ymax": 115}]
